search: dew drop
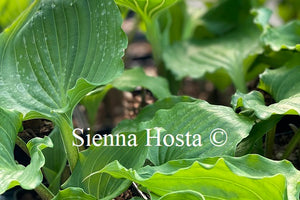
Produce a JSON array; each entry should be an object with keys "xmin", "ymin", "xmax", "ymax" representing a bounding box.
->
[
  {"xmin": 70, "ymin": 2, "xmax": 73, "ymax": 6},
  {"xmin": 101, "ymin": 10, "xmax": 106, "ymax": 15},
  {"xmin": 51, "ymin": 3, "xmax": 56, "ymax": 8},
  {"xmin": 0, "ymin": 78, "xmax": 4, "ymax": 86},
  {"xmin": 17, "ymin": 83, "xmax": 25, "ymax": 92},
  {"xmin": 108, "ymin": 1, "xmax": 112, "ymax": 5}
]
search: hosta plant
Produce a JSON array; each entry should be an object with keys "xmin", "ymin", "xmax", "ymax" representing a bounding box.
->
[{"xmin": 1, "ymin": 0, "xmax": 300, "ymax": 200}]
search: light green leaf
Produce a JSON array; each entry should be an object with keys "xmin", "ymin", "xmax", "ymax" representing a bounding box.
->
[
  {"xmin": 114, "ymin": 96, "xmax": 254, "ymax": 165},
  {"xmin": 0, "ymin": 0, "xmax": 32, "ymax": 30},
  {"xmin": 163, "ymin": 20, "xmax": 263, "ymax": 92},
  {"xmin": 0, "ymin": 0, "xmax": 127, "ymax": 119},
  {"xmin": 232, "ymin": 65, "xmax": 300, "ymax": 120},
  {"xmin": 42, "ymin": 127, "xmax": 67, "ymax": 194},
  {"xmin": 52, "ymin": 187, "xmax": 96, "ymax": 200},
  {"xmin": 111, "ymin": 67, "xmax": 171, "ymax": 99},
  {"xmin": 93, "ymin": 155, "xmax": 300, "ymax": 199},
  {"xmin": 115, "ymin": 0, "xmax": 178, "ymax": 21},
  {"xmin": 158, "ymin": 190, "xmax": 205, "ymax": 200},
  {"xmin": 259, "ymin": 65, "xmax": 300, "ymax": 102},
  {"xmin": 63, "ymin": 131, "xmax": 149, "ymax": 199},
  {"xmin": 232, "ymin": 91, "xmax": 300, "ymax": 120},
  {"xmin": 81, "ymin": 67, "xmax": 171, "ymax": 126},
  {"xmin": 0, "ymin": 107, "xmax": 53, "ymax": 194},
  {"xmin": 262, "ymin": 20, "xmax": 300, "ymax": 51}
]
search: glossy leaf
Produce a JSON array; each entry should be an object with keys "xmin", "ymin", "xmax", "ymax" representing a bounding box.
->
[
  {"xmin": 114, "ymin": 96, "xmax": 254, "ymax": 165},
  {"xmin": 93, "ymin": 155, "xmax": 300, "ymax": 199},
  {"xmin": 42, "ymin": 127, "xmax": 67, "ymax": 194},
  {"xmin": 0, "ymin": 0, "xmax": 127, "ymax": 120},
  {"xmin": 52, "ymin": 187, "xmax": 96, "ymax": 200},
  {"xmin": 81, "ymin": 67, "xmax": 171, "ymax": 126},
  {"xmin": 115, "ymin": 0, "xmax": 178, "ymax": 21},
  {"xmin": 63, "ymin": 131, "xmax": 149, "ymax": 199},
  {"xmin": 0, "ymin": 0, "xmax": 32, "ymax": 30},
  {"xmin": 0, "ymin": 108, "xmax": 52, "ymax": 194}
]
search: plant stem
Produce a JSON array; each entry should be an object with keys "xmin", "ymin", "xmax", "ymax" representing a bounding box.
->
[
  {"xmin": 16, "ymin": 136, "xmax": 30, "ymax": 156},
  {"xmin": 265, "ymin": 125, "xmax": 276, "ymax": 158},
  {"xmin": 282, "ymin": 126, "xmax": 300, "ymax": 159},
  {"xmin": 35, "ymin": 184, "xmax": 55, "ymax": 200},
  {"xmin": 57, "ymin": 114, "xmax": 79, "ymax": 172}
]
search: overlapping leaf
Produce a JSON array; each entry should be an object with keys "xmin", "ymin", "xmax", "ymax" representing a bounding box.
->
[
  {"xmin": 232, "ymin": 65, "xmax": 300, "ymax": 120},
  {"xmin": 0, "ymin": 0, "xmax": 127, "ymax": 120},
  {"xmin": 114, "ymin": 96, "xmax": 253, "ymax": 165},
  {"xmin": 42, "ymin": 127, "xmax": 66, "ymax": 194},
  {"xmin": 63, "ymin": 131, "xmax": 149, "ymax": 199},
  {"xmin": 163, "ymin": 0, "xmax": 263, "ymax": 92},
  {"xmin": 92, "ymin": 155, "xmax": 300, "ymax": 199},
  {"xmin": 0, "ymin": 108, "xmax": 52, "ymax": 194},
  {"xmin": 0, "ymin": 0, "xmax": 32, "ymax": 30}
]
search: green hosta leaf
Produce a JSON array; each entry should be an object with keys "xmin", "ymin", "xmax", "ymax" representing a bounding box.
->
[
  {"xmin": 52, "ymin": 187, "xmax": 96, "ymax": 200},
  {"xmin": 81, "ymin": 67, "xmax": 171, "ymax": 126},
  {"xmin": 42, "ymin": 127, "xmax": 66, "ymax": 194},
  {"xmin": 0, "ymin": 108, "xmax": 52, "ymax": 194},
  {"xmin": 115, "ymin": 0, "xmax": 178, "ymax": 21},
  {"xmin": 111, "ymin": 67, "xmax": 171, "ymax": 98},
  {"xmin": 114, "ymin": 96, "xmax": 253, "ymax": 165},
  {"xmin": 163, "ymin": 20, "xmax": 263, "ymax": 92},
  {"xmin": 232, "ymin": 65, "xmax": 300, "ymax": 120},
  {"xmin": 232, "ymin": 91, "xmax": 300, "ymax": 120},
  {"xmin": 0, "ymin": 0, "xmax": 32, "ymax": 30},
  {"xmin": 63, "ymin": 131, "xmax": 149, "ymax": 199},
  {"xmin": 0, "ymin": 0, "xmax": 126, "ymax": 120},
  {"xmin": 158, "ymin": 191, "xmax": 205, "ymax": 200},
  {"xmin": 259, "ymin": 65, "xmax": 300, "ymax": 102},
  {"xmin": 91, "ymin": 155, "xmax": 300, "ymax": 200},
  {"xmin": 262, "ymin": 20, "xmax": 300, "ymax": 51}
]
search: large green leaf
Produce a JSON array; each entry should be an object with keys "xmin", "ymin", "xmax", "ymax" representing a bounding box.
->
[
  {"xmin": 63, "ymin": 131, "xmax": 149, "ymax": 199},
  {"xmin": 42, "ymin": 127, "xmax": 66, "ymax": 194},
  {"xmin": 0, "ymin": 108, "xmax": 52, "ymax": 194},
  {"xmin": 0, "ymin": 0, "xmax": 126, "ymax": 119},
  {"xmin": 114, "ymin": 96, "xmax": 254, "ymax": 165},
  {"xmin": 0, "ymin": 0, "xmax": 127, "ymax": 170},
  {"xmin": 163, "ymin": 20, "xmax": 262, "ymax": 92},
  {"xmin": 0, "ymin": 0, "xmax": 32, "ymax": 30},
  {"xmin": 115, "ymin": 0, "xmax": 178, "ymax": 21},
  {"xmin": 81, "ymin": 67, "xmax": 171, "ymax": 126},
  {"xmin": 91, "ymin": 155, "xmax": 300, "ymax": 199},
  {"xmin": 52, "ymin": 187, "xmax": 96, "ymax": 200}
]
